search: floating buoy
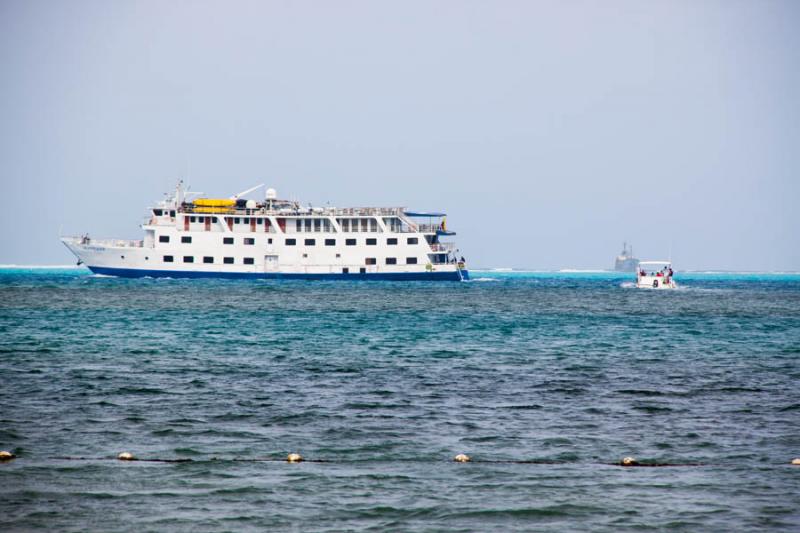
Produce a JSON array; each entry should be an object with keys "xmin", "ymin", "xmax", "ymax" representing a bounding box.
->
[
  {"xmin": 454, "ymin": 453, "xmax": 471, "ymax": 463},
  {"xmin": 792, "ymin": 458, "xmax": 800, "ymax": 465},
  {"xmin": 621, "ymin": 456, "xmax": 638, "ymax": 466},
  {"xmin": 287, "ymin": 453, "xmax": 303, "ymax": 463},
  {"xmin": 117, "ymin": 452, "xmax": 136, "ymax": 461},
  {"xmin": 0, "ymin": 450, "xmax": 15, "ymax": 461}
]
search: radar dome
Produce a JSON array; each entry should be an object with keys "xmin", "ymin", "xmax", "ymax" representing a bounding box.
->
[
  {"xmin": 245, "ymin": 199, "xmax": 257, "ymax": 209},
  {"xmin": 266, "ymin": 188, "xmax": 277, "ymax": 200}
]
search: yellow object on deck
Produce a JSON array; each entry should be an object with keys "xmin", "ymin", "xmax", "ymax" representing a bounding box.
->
[
  {"xmin": 194, "ymin": 198, "xmax": 236, "ymax": 207},
  {"xmin": 193, "ymin": 206, "xmax": 233, "ymax": 214}
]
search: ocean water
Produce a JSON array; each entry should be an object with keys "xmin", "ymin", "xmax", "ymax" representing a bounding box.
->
[{"xmin": 1, "ymin": 267, "xmax": 799, "ymax": 532}]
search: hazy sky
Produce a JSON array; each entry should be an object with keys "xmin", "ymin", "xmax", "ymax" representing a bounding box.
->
[{"xmin": 1, "ymin": 0, "xmax": 798, "ymax": 270}]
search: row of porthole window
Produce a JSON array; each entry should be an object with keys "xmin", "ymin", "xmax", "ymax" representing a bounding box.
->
[
  {"xmin": 183, "ymin": 216, "xmax": 267, "ymax": 224},
  {"xmin": 185, "ymin": 216, "xmax": 372, "ymax": 228},
  {"xmin": 159, "ymin": 236, "xmax": 419, "ymax": 246},
  {"xmin": 173, "ymin": 216, "xmax": 399, "ymax": 231},
  {"xmin": 286, "ymin": 237, "xmax": 418, "ymax": 246},
  {"xmin": 365, "ymin": 257, "xmax": 417, "ymax": 265},
  {"xmin": 159, "ymin": 255, "xmax": 418, "ymax": 266},
  {"xmin": 183, "ymin": 216, "xmax": 270, "ymax": 228},
  {"xmin": 163, "ymin": 256, "xmax": 254, "ymax": 265},
  {"xmin": 160, "ymin": 236, "xmax": 261, "ymax": 245}
]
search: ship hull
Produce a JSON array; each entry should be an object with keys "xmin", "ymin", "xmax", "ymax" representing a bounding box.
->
[
  {"xmin": 636, "ymin": 276, "xmax": 676, "ymax": 289},
  {"xmin": 614, "ymin": 258, "xmax": 639, "ymax": 272},
  {"xmin": 87, "ymin": 265, "xmax": 468, "ymax": 281}
]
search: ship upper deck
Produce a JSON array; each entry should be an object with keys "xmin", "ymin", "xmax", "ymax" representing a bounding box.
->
[
  {"xmin": 180, "ymin": 204, "xmax": 409, "ymax": 218},
  {"xmin": 145, "ymin": 183, "xmax": 454, "ymax": 236}
]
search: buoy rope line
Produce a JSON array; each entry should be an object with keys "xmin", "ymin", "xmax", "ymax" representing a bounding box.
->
[{"xmin": 0, "ymin": 452, "xmax": 797, "ymax": 468}]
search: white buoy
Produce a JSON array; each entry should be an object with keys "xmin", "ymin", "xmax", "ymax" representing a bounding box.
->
[
  {"xmin": 0, "ymin": 450, "xmax": 15, "ymax": 460},
  {"xmin": 287, "ymin": 453, "xmax": 303, "ymax": 463},
  {"xmin": 454, "ymin": 453, "xmax": 471, "ymax": 463},
  {"xmin": 792, "ymin": 458, "xmax": 800, "ymax": 465},
  {"xmin": 621, "ymin": 456, "xmax": 638, "ymax": 466},
  {"xmin": 117, "ymin": 452, "xmax": 136, "ymax": 461}
]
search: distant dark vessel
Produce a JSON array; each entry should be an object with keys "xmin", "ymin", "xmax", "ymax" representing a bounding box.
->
[{"xmin": 614, "ymin": 242, "xmax": 639, "ymax": 272}]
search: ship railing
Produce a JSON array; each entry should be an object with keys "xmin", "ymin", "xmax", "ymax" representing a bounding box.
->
[
  {"xmin": 182, "ymin": 206, "xmax": 238, "ymax": 215},
  {"xmin": 416, "ymin": 223, "xmax": 445, "ymax": 233},
  {"xmin": 143, "ymin": 216, "xmax": 177, "ymax": 225},
  {"xmin": 391, "ymin": 223, "xmax": 442, "ymax": 233},
  {"xmin": 332, "ymin": 207, "xmax": 405, "ymax": 216},
  {"xmin": 429, "ymin": 242, "xmax": 456, "ymax": 253},
  {"xmin": 81, "ymin": 238, "xmax": 144, "ymax": 248},
  {"xmin": 180, "ymin": 205, "xmax": 407, "ymax": 217}
]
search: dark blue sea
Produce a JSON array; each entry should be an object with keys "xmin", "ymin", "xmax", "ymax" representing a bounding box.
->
[{"xmin": 1, "ymin": 267, "xmax": 799, "ymax": 532}]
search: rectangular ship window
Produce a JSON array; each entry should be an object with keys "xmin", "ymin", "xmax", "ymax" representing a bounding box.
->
[
  {"xmin": 387, "ymin": 238, "xmax": 397, "ymax": 245},
  {"xmin": 183, "ymin": 256, "xmax": 194, "ymax": 263},
  {"xmin": 305, "ymin": 238, "xmax": 315, "ymax": 246},
  {"xmin": 406, "ymin": 257, "xmax": 418, "ymax": 264},
  {"xmin": 190, "ymin": 216, "xmax": 196, "ymax": 223},
  {"xmin": 366, "ymin": 238, "xmax": 377, "ymax": 245},
  {"xmin": 223, "ymin": 237, "xmax": 234, "ymax": 245},
  {"xmin": 407, "ymin": 237, "xmax": 418, "ymax": 245},
  {"xmin": 159, "ymin": 235, "xmax": 169, "ymax": 243},
  {"xmin": 244, "ymin": 257, "xmax": 254, "ymax": 265},
  {"xmin": 224, "ymin": 257, "xmax": 234, "ymax": 264},
  {"xmin": 163, "ymin": 255, "xmax": 174, "ymax": 262},
  {"xmin": 346, "ymin": 238, "xmax": 356, "ymax": 246},
  {"xmin": 203, "ymin": 256, "xmax": 214, "ymax": 264},
  {"xmin": 360, "ymin": 267, "xmax": 366, "ymax": 273},
  {"xmin": 268, "ymin": 238, "xmax": 273, "ymax": 244},
  {"xmin": 296, "ymin": 220, "xmax": 302, "ymax": 232},
  {"xmin": 256, "ymin": 218, "xmax": 262, "ymax": 225},
  {"xmin": 181, "ymin": 236, "xmax": 192, "ymax": 243},
  {"xmin": 385, "ymin": 257, "xmax": 397, "ymax": 265},
  {"xmin": 342, "ymin": 267, "xmax": 349, "ymax": 274},
  {"xmin": 325, "ymin": 239, "xmax": 335, "ymax": 246},
  {"xmin": 234, "ymin": 218, "xmax": 240, "ymax": 224},
  {"xmin": 244, "ymin": 238, "xmax": 255, "ymax": 245},
  {"xmin": 365, "ymin": 257, "xmax": 376, "ymax": 265},
  {"xmin": 286, "ymin": 238, "xmax": 296, "ymax": 246},
  {"xmin": 314, "ymin": 219, "xmax": 321, "ymax": 232}
]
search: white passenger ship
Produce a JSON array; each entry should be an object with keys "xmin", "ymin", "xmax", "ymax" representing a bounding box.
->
[{"xmin": 61, "ymin": 182, "xmax": 469, "ymax": 281}]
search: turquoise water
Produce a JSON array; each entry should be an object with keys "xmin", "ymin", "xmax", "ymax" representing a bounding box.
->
[{"xmin": 1, "ymin": 267, "xmax": 799, "ymax": 531}]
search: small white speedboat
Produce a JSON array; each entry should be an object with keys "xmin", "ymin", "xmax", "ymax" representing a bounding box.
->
[{"xmin": 636, "ymin": 261, "xmax": 677, "ymax": 289}]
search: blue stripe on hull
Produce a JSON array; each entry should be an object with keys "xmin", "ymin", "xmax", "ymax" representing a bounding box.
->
[{"xmin": 87, "ymin": 266, "xmax": 468, "ymax": 281}]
